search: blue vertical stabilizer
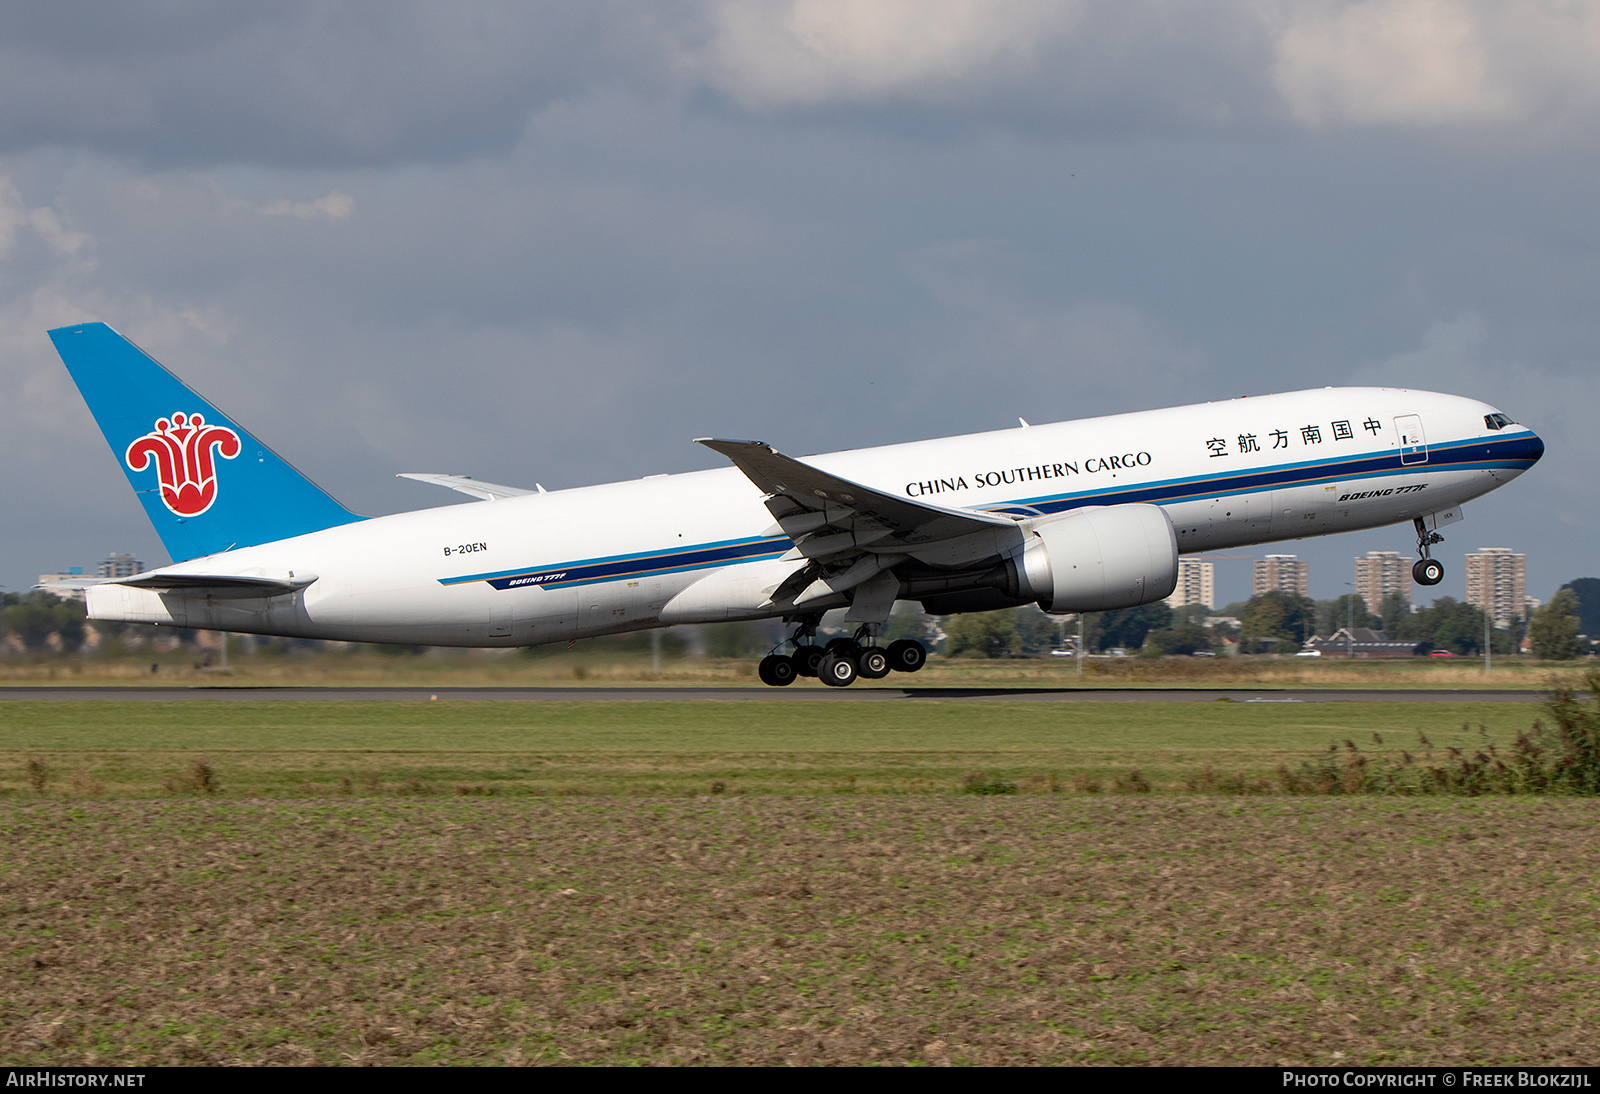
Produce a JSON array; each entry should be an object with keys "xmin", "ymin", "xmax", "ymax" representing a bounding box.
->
[{"xmin": 49, "ymin": 322, "xmax": 362, "ymax": 561}]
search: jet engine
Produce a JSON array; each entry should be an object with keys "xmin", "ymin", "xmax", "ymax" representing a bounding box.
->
[{"xmin": 1005, "ymin": 503, "xmax": 1179, "ymax": 614}]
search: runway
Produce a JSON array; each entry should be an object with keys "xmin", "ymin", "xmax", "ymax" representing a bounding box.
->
[{"xmin": 0, "ymin": 686, "xmax": 1546, "ymax": 703}]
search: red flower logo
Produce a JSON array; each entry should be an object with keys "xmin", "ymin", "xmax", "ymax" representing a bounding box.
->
[{"xmin": 125, "ymin": 412, "xmax": 241, "ymax": 518}]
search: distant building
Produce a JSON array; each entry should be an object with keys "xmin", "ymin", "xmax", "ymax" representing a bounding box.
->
[
  {"xmin": 1305, "ymin": 627, "xmax": 1423, "ymax": 659},
  {"xmin": 1254, "ymin": 554, "xmax": 1310, "ymax": 598},
  {"xmin": 35, "ymin": 567, "xmax": 87, "ymax": 602},
  {"xmin": 1464, "ymin": 548, "xmax": 1527, "ymax": 628},
  {"xmin": 1354, "ymin": 551, "xmax": 1412, "ymax": 616},
  {"xmin": 97, "ymin": 553, "xmax": 143, "ymax": 579},
  {"xmin": 1166, "ymin": 559, "xmax": 1216, "ymax": 610}
]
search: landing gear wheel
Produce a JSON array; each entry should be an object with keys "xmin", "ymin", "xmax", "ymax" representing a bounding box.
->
[
  {"xmin": 857, "ymin": 647, "xmax": 891, "ymax": 680},
  {"xmin": 818, "ymin": 651, "xmax": 859, "ymax": 687},
  {"xmin": 1414, "ymin": 558, "xmax": 1445, "ymax": 586},
  {"xmin": 791, "ymin": 645, "xmax": 824, "ymax": 678},
  {"xmin": 759, "ymin": 655, "xmax": 797, "ymax": 687},
  {"xmin": 887, "ymin": 639, "xmax": 927, "ymax": 673},
  {"xmin": 825, "ymin": 637, "xmax": 860, "ymax": 658}
]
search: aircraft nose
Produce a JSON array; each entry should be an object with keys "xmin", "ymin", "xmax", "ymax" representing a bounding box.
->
[{"xmin": 1522, "ymin": 429, "xmax": 1545, "ymax": 465}]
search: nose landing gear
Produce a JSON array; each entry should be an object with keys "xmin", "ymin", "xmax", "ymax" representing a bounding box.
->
[{"xmin": 1413, "ymin": 517, "xmax": 1446, "ymax": 586}]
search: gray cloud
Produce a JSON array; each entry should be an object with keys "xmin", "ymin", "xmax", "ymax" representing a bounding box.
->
[
  {"xmin": 4, "ymin": 2, "xmax": 1600, "ymax": 174},
  {"xmin": 2, "ymin": 4, "xmax": 1597, "ymax": 606},
  {"xmin": 0, "ymin": 2, "xmax": 638, "ymax": 166}
]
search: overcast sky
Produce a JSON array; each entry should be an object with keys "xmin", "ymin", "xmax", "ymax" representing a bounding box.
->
[{"xmin": 3, "ymin": 0, "xmax": 1597, "ymax": 608}]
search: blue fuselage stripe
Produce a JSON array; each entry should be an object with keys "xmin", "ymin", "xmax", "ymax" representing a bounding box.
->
[
  {"xmin": 441, "ymin": 536, "xmax": 790, "ymax": 591},
  {"xmin": 1005, "ymin": 432, "xmax": 1540, "ymax": 515},
  {"xmin": 441, "ymin": 431, "xmax": 1540, "ymax": 591}
]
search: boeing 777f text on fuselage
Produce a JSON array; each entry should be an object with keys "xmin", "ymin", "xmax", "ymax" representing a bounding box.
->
[{"xmin": 45, "ymin": 323, "xmax": 1544, "ymax": 686}]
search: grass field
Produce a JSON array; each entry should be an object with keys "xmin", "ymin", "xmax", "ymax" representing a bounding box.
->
[
  {"xmin": 3, "ymin": 694, "xmax": 1592, "ymax": 1067},
  {"xmin": 0, "ymin": 698, "xmax": 1546, "ymax": 798},
  {"xmin": 0, "ymin": 648, "xmax": 1575, "ymax": 690}
]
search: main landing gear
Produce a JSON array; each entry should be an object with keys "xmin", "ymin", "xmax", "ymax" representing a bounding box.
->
[
  {"xmin": 756, "ymin": 623, "xmax": 928, "ymax": 688},
  {"xmin": 1412, "ymin": 517, "xmax": 1445, "ymax": 586}
]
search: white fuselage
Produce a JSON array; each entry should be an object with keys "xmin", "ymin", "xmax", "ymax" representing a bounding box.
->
[{"xmin": 87, "ymin": 387, "xmax": 1542, "ymax": 644}]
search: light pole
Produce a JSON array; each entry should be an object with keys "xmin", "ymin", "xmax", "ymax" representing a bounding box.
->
[{"xmin": 1343, "ymin": 583, "xmax": 1355, "ymax": 659}]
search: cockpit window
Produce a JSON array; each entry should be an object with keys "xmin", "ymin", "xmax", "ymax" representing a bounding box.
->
[{"xmin": 1484, "ymin": 413, "xmax": 1514, "ymax": 431}]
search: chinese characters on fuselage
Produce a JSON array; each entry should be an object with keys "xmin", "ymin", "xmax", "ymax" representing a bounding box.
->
[{"xmin": 1205, "ymin": 417, "xmax": 1383, "ymax": 458}]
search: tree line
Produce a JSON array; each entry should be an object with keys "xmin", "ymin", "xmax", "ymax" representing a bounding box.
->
[
  {"xmin": 938, "ymin": 580, "xmax": 1597, "ymax": 660},
  {"xmin": 6, "ymin": 579, "xmax": 1597, "ymax": 661}
]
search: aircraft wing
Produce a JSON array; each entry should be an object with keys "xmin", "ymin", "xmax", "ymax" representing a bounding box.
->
[
  {"xmin": 397, "ymin": 473, "xmax": 539, "ymax": 501},
  {"xmin": 696, "ymin": 438, "xmax": 1020, "ymax": 565}
]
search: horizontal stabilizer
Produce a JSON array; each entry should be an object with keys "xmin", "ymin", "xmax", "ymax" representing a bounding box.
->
[
  {"xmin": 397, "ymin": 473, "xmax": 538, "ymax": 501},
  {"xmin": 114, "ymin": 571, "xmax": 318, "ymax": 598},
  {"xmin": 33, "ymin": 577, "xmax": 117, "ymax": 594}
]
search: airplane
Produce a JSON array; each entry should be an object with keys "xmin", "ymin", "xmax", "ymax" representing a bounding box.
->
[{"xmin": 43, "ymin": 322, "xmax": 1544, "ymax": 686}]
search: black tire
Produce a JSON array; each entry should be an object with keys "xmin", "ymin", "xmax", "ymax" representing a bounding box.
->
[
  {"xmin": 761, "ymin": 655, "xmax": 797, "ymax": 687},
  {"xmin": 1414, "ymin": 558, "xmax": 1445, "ymax": 586},
  {"xmin": 818, "ymin": 651, "xmax": 858, "ymax": 687},
  {"xmin": 825, "ymin": 636, "xmax": 860, "ymax": 658},
  {"xmin": 887, "ymin": 639, "xmax": 927, "ymax": 673},
  {"xmin": 857, "ymin": 647, "xmax": 890, "ymax": 679},
  {"xmin": 791, "ymin": 645, "xmax": 824, "ymax": 678}
]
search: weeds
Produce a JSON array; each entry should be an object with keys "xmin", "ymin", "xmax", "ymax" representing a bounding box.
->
[
  {"xmin": 1112, "ymin": 768, "xmax": 1151, "ymax": 794},
  {"xmin": 1282, "ymin": 669, "xmax": 1600, "ymax": 796},
  {"xmin": 1184, "ymin": 764, "xmax": 1272, "ymax": 795},
  {"xmin": 1070, "ymin": 772, "xmax": 1102, "ymax": 794},
  {"xmin": 67, "ymin": 766, "xmax": 104, "ymax": 797},
  {"xmin": 960, "ymin": 770, "xmax": 1018, "ymax": 795},
  {"xmin": 163, "ymin": 759, "xmax": 219, "ymax": 795},
  {"xmin": 26, "ymin": 757, "xmax": 48, "ymax": 793}
]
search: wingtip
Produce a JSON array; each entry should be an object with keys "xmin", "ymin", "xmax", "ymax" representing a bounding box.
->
[{"xmin": 696, "ymin": 437, "xmax": 768, "ymax": 451}]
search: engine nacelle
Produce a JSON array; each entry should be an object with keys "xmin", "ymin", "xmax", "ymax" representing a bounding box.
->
[{"xmin": 1010, "ymin": 504, "xmax": 1179, "ymax": 614}]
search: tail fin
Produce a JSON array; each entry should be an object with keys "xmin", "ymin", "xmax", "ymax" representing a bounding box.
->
[{"xmin": 49, "ymin": 322, "xmax": 362, "ymax": 561}]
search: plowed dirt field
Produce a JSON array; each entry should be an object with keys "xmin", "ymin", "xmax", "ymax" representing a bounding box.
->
[{"xmin": 4, "ymin": 796, "xmax": 1596, "ymax": 1066}]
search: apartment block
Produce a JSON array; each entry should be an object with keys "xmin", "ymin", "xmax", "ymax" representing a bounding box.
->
[
  {"xmin": 35, "ymin": 567, "xmax": 87, "ymax": 602},
  {"xmin": 96, "ymin": 553, "xmax": 143, "ymax": 579},
  {"xmin": 1354, "ymin": 551, "xmax": 1412, "ymax": 617},
  {"xmin": 1464, "ymin": 547, "xmax": 1527, "ymax": 628},
  {"xmin": 1166, "ymin": 559, "xmax": 1216, "ymax": 610},
  {"xmin": 1254, "ymin": 554, "xmax": 1310, "ymax": 598}
]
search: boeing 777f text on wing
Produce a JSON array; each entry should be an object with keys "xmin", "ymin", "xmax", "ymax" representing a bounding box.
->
[{"xmin": 45, "ymin": 323, "xmax": 1544, "ymax": 686}]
